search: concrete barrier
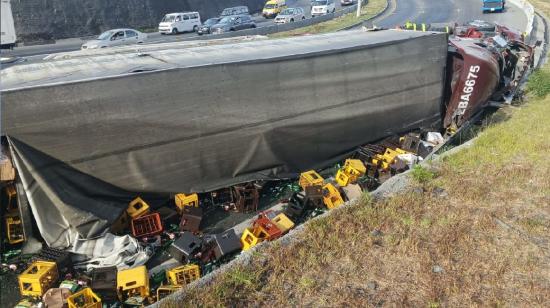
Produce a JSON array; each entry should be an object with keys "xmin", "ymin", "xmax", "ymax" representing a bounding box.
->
[{"xmin": 508, "ymin": 0, "xmax": 535, "ymax": 35}]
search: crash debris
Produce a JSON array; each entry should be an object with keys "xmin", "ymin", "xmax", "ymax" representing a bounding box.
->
[
  {"xmin": 1, "ymin": 20, "xmax": 538, "ymax": 307},
  {"xmin": 0, "ymin": 128, "xmax": 441, "ymax": 307}
]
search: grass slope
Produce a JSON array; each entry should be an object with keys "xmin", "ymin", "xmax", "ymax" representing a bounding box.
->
[{"xmin": 166, "ymin": 3, "xmax": 550, "ymax": 307}]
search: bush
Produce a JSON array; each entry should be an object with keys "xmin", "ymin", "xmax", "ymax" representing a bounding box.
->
[
  {"xmin": 527, "ymin": 69, "xmax": 550, "ymax": 98},
  {"xmin": 410, "ymin": 165, "xmax": 436, "ymax": 184}
]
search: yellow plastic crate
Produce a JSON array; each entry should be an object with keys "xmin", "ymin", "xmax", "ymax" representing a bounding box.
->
[
  {"xmin": 174, "ymin": 193, "xmax": 199, "ymax": 213},
  {"xmin": 117, "ymin": 265, "xmax": 149, "ymax": 299},
  {"xmin": 165, "ymin": 264, "xmax": 200, "ymax": 286},
  {"xmin": 67, "ymin": 288, "xmax": 101, "ymax": 308},
  {"xmin": 270, "ymin": 213, "xmax": 294, "ymax": 234},
  {"xmin": 127, "ymin": 197, "xmax": 150, "ymax": 219},
  {"xmin": 6, "ymin": 215, "xmax": 25, "ymax": 244},
  {"xmin": 335, "ymin": 159, "xmax": 366, "ymax": 187},
  {"xmin": 322, "ymin": 183, "xmax": 344, "ymax": 210},
  {"xmin": 18, "ymin": 261, "xmax": 58, "ymax": 297},
  {"xmin": 372, "ymin": 148, "xmax": 409, "ymax": 170},
  {"xmin": 14, "ymin": 299, "xmax": 34, "ymax": 308},
  {"xmin": 298, "ymin": 170, "xmax": 324, "ymax": 191},
  {"xmin": 6, "ymin": 184, "xmax": 18, "ymax": 212},
  {"xmin": 240, "ymin": 228, "xmax": 264, "ymax": 251},
  {"xmin": 156, "ymin": 285, "xmax": 181, "ymax": 301}
]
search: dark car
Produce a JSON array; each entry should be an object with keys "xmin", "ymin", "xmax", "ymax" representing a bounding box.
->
[
  {"xmin": 210, "ymin": 15, "xmax": 256, "ymax": 34},
  {"xmin": 197, "ymin": 18, "xmax": 221, "ymax": 35}
]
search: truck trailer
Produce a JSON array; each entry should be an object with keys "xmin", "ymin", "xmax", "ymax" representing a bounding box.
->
[{"xmin": 0, "ymin": 27, "xmax": 535, "ymax": 248}]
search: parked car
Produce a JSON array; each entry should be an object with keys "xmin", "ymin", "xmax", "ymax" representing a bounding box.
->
[
  {"xmin": 158, "ymin": 12, "xmax": 201, "ymax": 34},
  {"xmin": 274, "ymin": 8, "xmax": 306, "ymax": 24},
  {"xmin": 220, "ymin": 6, "xmax": 249, "ymax": 17},
  {"xmin": 263, "ymin": 0, "xmax": 287, "ymax": 18},
  {"xmin": 210, "ymin": 15, "xmax": 256, "ymax": 34},
  {"xmin": 311, "ymin": 0, "xmax": 336, "ymax": 17},
  {"xmin": 81, "ymin": 29, "xmax": 146, "ymax": 50},
  {"xmin": 340, "ymin": 0, "xmax": 355, "ymax": 6},
  {"xmin": 197, "ymin": 18, "xmax": 221, "ymax": 35}
]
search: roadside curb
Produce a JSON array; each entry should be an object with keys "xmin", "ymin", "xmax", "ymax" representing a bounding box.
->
[
  {"xmin": 338, "ymin": 0, "xmax": 393, "ymax": 31},
  {"xmin": 183, "ymin": 0, "xmax": 386, "ymax": 41},
  {"xmin": 533, "ymin": 9, "xmax": 549, "ymax": 68},
  {"xmin": 508, "ymin": 0, "xmax": 535, "ymax": 35}
]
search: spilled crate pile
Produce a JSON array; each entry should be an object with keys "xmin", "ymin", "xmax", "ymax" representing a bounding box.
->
[{"xmin": 1, "ymin": 131, "xmax": 444, "ymax": 307}]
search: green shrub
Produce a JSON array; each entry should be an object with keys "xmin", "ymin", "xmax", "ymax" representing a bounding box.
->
[
  {"xmin": 527, "ymin": 69, "xmax": 550, "ymax": 98},
  {"xmin": 410, "ymin": 165, "xmax": 436, "ymax": 184}
]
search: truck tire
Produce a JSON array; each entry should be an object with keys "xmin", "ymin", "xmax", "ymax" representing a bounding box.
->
[
  {"xmin": 172, "ymin": 28, "xmax": 178, "ymax": 34},
  {"xmin": 193, "ymin": 25, "xmax": 198, "ymax": 32}
]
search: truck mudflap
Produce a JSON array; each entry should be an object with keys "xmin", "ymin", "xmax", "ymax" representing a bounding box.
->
[{"xmin": 443, "ymin": 35, "xmax": 535, "ymax": 129}]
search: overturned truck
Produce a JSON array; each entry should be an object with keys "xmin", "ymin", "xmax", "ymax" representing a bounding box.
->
[{"xmin": 0, "ymin": 28, "xmax": 534, "ymax": 248}]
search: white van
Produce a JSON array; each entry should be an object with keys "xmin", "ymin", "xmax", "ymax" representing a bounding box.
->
[
  {"xmin": 159, "ymin": 12, "xmax": 201, "ymax": 34},
  {"xmin": 1, "ymin": 0, "xmax": 16, "ymax": 49},
  {"xmin": 311, "ymin": 0, "xmax": 336, "ymax": 17}
]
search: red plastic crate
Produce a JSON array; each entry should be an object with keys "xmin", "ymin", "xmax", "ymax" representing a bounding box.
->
[
  {"xmin": 252, "ymin": 216, "xmax": 282, "ymax": 240},
  {"xmin": 131, "ymin": 212, "xmax": 163, "ymax": 238}
]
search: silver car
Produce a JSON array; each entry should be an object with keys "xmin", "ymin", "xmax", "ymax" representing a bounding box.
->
[
  {"xmin": 81, "ymin": 29, "xmax": 147, "ymax": 50},
  {"xmin": 274, "ymin": 8, "xmax": 306, "ymax": 24}
]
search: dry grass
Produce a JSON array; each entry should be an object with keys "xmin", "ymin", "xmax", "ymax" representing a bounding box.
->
[
  {"xmin": 166, "ymin": 86, "xmax": 550, "ymax": 306},
  {"xmin": 165, "ymin": 3, "xmax": 550, "ymax": 306},
  {"xmin": 530, "ymin": 0, "xmax": 550, "ymax": 17}
]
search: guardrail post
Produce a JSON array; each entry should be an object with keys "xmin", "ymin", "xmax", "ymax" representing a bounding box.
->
[{"xmin": 356, "ymin": 0, "xmax": 362, "ymax": 17}]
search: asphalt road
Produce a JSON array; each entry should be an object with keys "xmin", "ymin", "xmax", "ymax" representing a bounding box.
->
[
  {"xmin": 0, "ymin": 0, "xmax": 336, "ymax": 59},
  {"xmin": 377, "ymin": 0, "xmax": 527, "ymax": 30},
  {"xmin": 0, "ymin": 0, "xmax": 528, "ymax": 66}
]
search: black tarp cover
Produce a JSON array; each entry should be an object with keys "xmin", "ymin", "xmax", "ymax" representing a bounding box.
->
[{"xmin": 1, "ymin": 30, "xmax": 448, "ymax": 247}]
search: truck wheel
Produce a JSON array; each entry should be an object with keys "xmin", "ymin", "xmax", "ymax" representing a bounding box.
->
[
  {"xmin": 193, "ymin": 25, "xmax": 198, "ymax": 32},
  {"xmin": 290, "ymin": 18, "xmax": 294, "ymax": 22},
  {"xmin": 172, "ymin": 28, "xmax": 178, "ymax": 34},
  {"xmin": 332, "ymin": 8, "xmax": 336, "ymax": 13},
  {"xmin": 302, "ymin": 16, "xmax": 306, "ymax": 20}
]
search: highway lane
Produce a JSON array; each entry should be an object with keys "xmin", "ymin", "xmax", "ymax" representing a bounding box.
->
[
  {"xmin": 377, "ymin": 0, "xmax": 527, "ymax": 31},
  {"xmin": 0, "ymin": 0, "xmax": 529, "ymax": 67},
  {"xmin": 0, "ymin": 0, "xmax": 338, "ymax": 59}
]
